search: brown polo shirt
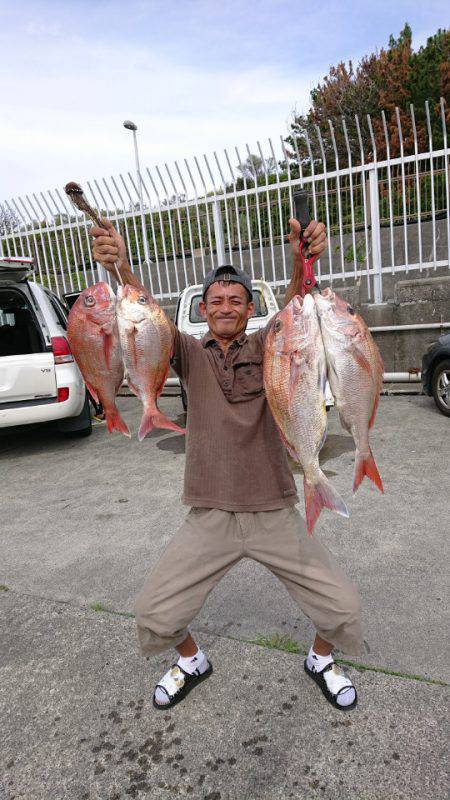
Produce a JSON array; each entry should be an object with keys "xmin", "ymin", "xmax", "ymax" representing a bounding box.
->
[{"xmin": 171, "ymin": 325, "xmax": 298, "ymax": 512}]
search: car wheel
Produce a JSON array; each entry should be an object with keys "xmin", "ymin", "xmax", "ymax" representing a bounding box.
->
[
  {"xmin": 431, "ymin": 359, "xmax": 450, "ymax": 417},
  {"xmin": 180, "ymin": 386, "xmax": 188, "ymax": 412},
  {"xmin": 59, "ymin": 394, "xmax": 93, "ymax": 437}
]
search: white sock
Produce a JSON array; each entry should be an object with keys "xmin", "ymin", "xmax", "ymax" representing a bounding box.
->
[
  {"xmin": 306, "ymin": 646, "xmax": 334, "ymax": 672},
  {"xmin": 154, "ymin": 648, "xmax": 208, "ymax": 705},
  {"xmin": 177, "ymin": 648, "xmax": 208, "ymax": 675},
  {"xmin": 306, "ymin": 646, "xmax": 356, "ymax": 707}
]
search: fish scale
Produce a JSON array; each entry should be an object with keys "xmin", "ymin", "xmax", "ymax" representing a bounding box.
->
[
  {"xmin": 116, "ymin": 284, "xmax": 185, "ymax": 441},
  {"xmin": 264, "ymin": 294, "xmax": 348, "ymax": 534},
  {"xmin": 314, "ymin": 288, "xmax": 384, "ymax": 494},
  {"xmin": 67, "ymin": 282, "xmax": 130, "ymax": 437}
]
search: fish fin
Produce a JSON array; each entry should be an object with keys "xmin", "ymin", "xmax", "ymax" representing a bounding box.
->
[
  {"xmin": 105, "ymin": 407, "xmax": 131, "ymax": 438},
  {"xmin": 353, "ymin": 448, "xmax": 383, "ymax": 494},
  {"xmin": 368, "ymin": 353, "xmax": 384, "ymax": 430},
  {"xmin": 304, "ymin": 472, "xmax": 349, "ymax": 535},
  {"xmin": 350, "ymin": 344, "xmax": 372, "ymax": 376},
  {"xmin": 126, "ymin": 374, "xmax": 140, "ymax": 398},
  {"xmin": 138, "ymin": 413, "xmax": 154, "ymax": 441},
  {"xmin": 368, "ymin": 392, "xmax": 381, "ymax": 430},
  {"xmin": 138, "ymin": 408, "xmax": 185, "ymax": 442},
  {"xmin": 84, "ymin": 381, "xmax": 99, "ymax": 405},
  {"xmin": 278, "ymin": 428, "xmax": 301, "ymax": 462},
  {"xmin": 155, "ymin": 364, "xmax": 171, "ymax": 399}
]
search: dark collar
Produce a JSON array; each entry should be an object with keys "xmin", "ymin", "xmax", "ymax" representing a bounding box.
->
[{"xmin": 201, "ymin": 329, "xmax": 248, "ymax": 349}]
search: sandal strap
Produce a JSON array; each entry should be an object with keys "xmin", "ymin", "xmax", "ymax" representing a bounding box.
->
[{"xmin": 155, "ymin": 664, "xmax": 187, "ymax": 699}]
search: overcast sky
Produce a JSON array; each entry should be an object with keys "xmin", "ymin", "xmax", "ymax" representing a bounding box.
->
[{"xmin": 1, "ymin": 0, "xmax": 448, "ymax": 201}]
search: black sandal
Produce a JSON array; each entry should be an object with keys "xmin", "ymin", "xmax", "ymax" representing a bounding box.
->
[
  {"xmin": 304, "ymin": 659, "xmax": 357, "ymax": 711},
  {"xmin": 153, "ymin": 661, "xmax": 213, "ymax": 710}
]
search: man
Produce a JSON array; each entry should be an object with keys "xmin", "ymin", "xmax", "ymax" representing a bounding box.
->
[{"xmin": 91, "ymin": 215, "xmax": 364, "ymax": 713}]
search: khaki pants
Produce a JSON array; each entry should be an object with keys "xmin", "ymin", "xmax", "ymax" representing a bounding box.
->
[{"xmin": 134, "ymin": 506, "xmax": 365, "ymax": 657}]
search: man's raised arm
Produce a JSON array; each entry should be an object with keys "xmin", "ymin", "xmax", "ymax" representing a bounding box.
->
[
  {"xmin": 283, "ymin": 218, "xmax": 327, "ymax": 307},
  {"xmin": 90, "ymin": 219, "xmax": 177, "ymax": 339}
]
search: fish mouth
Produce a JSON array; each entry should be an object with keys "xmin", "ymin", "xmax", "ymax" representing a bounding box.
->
[
  {"xmin": 292, "ymin": 294, "xmax": 314, "ymax": 317},
  {"xmin": 302, "ymin": 293, "xmax": 315, "ymax": 314},
  {"xmin": 313, "ymin": 292, "xmax": 329, "ymax": 315}
]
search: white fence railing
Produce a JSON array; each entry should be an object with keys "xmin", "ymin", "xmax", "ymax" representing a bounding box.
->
[{"xmin": 1, "ymin": 98, "xmax": 449, "ymax": 305}]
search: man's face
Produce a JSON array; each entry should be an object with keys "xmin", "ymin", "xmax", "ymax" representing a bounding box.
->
[{"xmin": 199, "ymin": 281, "xmax": 254, "ymax": 340}]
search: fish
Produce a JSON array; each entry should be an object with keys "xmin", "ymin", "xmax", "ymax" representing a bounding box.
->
[
  {"xmin": 116, "ymin": 284, "xmax": 185, "ymax": 441},
  {"xmin": 264, "ymin": 293, "xmax": 348, "ymax": 534},
  {"xmin": 314, "ymin": 288, "xmax": 384, "ymax": 494},
  {"xmin": 67, "ymin": 282, "xmax": 130, "ymax": 437}
]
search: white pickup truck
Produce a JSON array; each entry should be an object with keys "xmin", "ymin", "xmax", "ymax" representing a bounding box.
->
[{"xmin": 171, "ymin": 279, "xmax": 333, "ymax": 410}]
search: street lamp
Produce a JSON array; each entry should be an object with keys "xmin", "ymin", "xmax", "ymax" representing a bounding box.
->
[{"xmin": 123, "ymin": 119, "xmax": 152, "ymax": 281}]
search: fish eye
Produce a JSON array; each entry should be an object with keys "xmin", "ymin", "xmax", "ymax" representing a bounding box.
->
[
  {"xmin": 137, "ymin": 295, "xmax": 148, "ymax": 305},
  {"xmin": 347, "ymin": 306, "xmax": 355, "ymax": 315},
  {"xmin": 84, "ymin": 295, "xmax": 95, "ymax": 307},
  {"xmin": 274, "ymin": 319, "xmax": 283, "ymax": 332}
]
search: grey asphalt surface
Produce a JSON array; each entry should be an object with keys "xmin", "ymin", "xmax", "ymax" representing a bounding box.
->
[{"xmin": 1, "ymin": 394, "xmax": 449, "ymax": 800}]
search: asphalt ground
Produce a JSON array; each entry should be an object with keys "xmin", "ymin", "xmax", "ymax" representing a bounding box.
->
[{"xmin": 1, "ymin": 394, "xmax": 448, "ymax": 800}]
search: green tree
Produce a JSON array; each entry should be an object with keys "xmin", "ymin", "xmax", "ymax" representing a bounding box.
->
[{"xmin": 286, "ymin": 24, "xmax": 449, "ymax": 165}]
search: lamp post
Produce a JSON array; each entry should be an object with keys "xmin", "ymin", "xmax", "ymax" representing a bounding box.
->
[{"xmin": 123, "ymin": 120, "xmax": 151, "ymax": 280}]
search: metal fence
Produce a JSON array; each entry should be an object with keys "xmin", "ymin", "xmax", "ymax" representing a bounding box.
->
[{"xmin": 1, "ymin": 98, "xmax": 449, "ymax": 305}]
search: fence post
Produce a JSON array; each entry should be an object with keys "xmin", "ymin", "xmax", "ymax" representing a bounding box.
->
[
  {"xmin": 212, "ymin": 200, "xmax": 226, "ymax": 265},
  {"xmin": 368, "ymin": 167, "xmax": 383, "ymax": 303}
]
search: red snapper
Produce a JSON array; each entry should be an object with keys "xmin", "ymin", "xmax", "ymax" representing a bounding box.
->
[
  {"xmin": 314, "ymin": 288, "xmax": 384, "ymax": 494},
  {"xmin": 264, "ymin": 293, "xmax": 348, "ymax": 533},
  {"xmin": 116, "ymin": 284, "xmax": 185, "ymax": 441},
  {"xmin": 67, "ymin": 282, "xmax": 129, "ymax": 437}
]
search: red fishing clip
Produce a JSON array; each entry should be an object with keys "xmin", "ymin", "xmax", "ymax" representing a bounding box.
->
[
  {"xmin": 299, "ymin": 238, "xmax": 320, "ymax": 297},
  {"xmin": 294, "ymin": 190, "xmax": 320, "ymax": 297}
]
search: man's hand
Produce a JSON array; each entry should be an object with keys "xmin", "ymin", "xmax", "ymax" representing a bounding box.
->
[
  {"xmin": 90, "ymin": 217, "xmax": 176, "ymax": 338},
  {"xmin": 90, "ymin": 218, "xmax": 129, "ymax": 279},
  {"xmin": 284, "ymin": 218, "xmax": 327, "ymax": 307},
  {"xmin": 288, "ymin": 218, "xmax": 327, "ymax": 258}
]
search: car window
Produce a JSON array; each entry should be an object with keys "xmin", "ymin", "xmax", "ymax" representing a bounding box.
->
[
  {"xmin": 0, "ymin": 288, "xmax": 44, "ymax": 356},
  {"xmin": 47, "ymin": 292, "xmax": 68, "ymax": 327},
  {"xmin": 189, "ymin": 289, "xmax": 268, "ymax": 323}
]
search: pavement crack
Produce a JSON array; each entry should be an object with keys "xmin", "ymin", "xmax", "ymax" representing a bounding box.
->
[{"xmin": 2, "ymin": 586, "xmax": 447, "ymax": 687}]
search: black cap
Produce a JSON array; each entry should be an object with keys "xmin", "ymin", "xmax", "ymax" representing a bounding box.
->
[{"xmin": 202, "ymin": 264, "xmax": 253, "ymax": 300}]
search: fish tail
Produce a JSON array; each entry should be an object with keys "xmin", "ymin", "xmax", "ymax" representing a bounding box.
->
[
  {"xmin": 353, "ymin": 448, "xmax": 383, "ymax": 494},
  {"xmin": 138, "ymin": 407, "xmax": 185, "ymax": 442},
  {"xmin": 105, "ymin": 406, "xmax": 131, "ymax": 438},
  {"xmin": 304, "ymin": 472, "xmax": 349, "ymax": 535}
]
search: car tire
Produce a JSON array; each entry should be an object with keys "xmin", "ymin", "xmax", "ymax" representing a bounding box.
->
[
  {"xmin": 180, "ymin": 386, "xmax": 188, "ymax": 412},
  {"xmin": 431, "ymin": 359, "xmax": 450, "ymax": 417},
  {"xmin": 59, "ymin": 394, "xmax": 93, "ymax": 437}
]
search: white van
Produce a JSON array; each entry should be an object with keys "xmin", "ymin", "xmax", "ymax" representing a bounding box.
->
[
  {"xmin": 0, "ymin": 258, "xmax": 91, "ymax": 436},
  {"xmin": 171, "ymin": 279, "xmax": 333, "ymax": 410}
]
